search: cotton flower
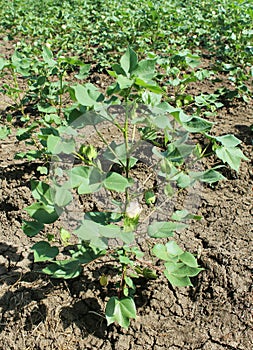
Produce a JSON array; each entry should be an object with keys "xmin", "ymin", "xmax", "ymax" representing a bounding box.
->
[{"xmin": 125, "ymin": 200, "xmax": 142, "ymax": 219}]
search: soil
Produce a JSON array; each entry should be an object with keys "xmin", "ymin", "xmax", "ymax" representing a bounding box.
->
[{"xmin": 0, "ymin": 48, "xmax": 253, "ymax": 349}]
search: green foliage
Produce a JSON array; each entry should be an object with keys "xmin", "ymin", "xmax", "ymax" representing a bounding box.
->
[
  {"xmin": 18, "ymin": 48, "xmax": 248, "ymax": 329},
  {"xmin": 0, "ymin": 0, "xmax": 250, "ymax": 329},
  {"xmin": 106, "ymin": 296, "xmax": 137, "ymax": 328}
]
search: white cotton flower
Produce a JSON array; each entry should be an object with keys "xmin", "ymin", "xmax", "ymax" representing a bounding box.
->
[{"xmin": 125, "ymin": 200, "xmax": 142, "ymax": 219}]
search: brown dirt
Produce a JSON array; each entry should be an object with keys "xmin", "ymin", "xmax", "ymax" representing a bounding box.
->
[{"xmin": 0, "ymin": 56, "xmax": 253, "ymax": 349}]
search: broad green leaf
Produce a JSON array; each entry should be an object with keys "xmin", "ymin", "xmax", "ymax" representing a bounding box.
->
[
  {"xmin": 164, "ymin": 270, "xmax": 192, "ymax": 287},
  {"xmin": 84, "ymin": 211, "xmax": 122, "ymax": 225},
  {"xmin": 22, "ymin": 220, "xmax": 44, "ymax": 237},
  {"xmin": 183, "ymin": 116, "xmax": 213, "ymax": 133},
  {"xmin": 0, "ymin": 57, "xmax": 8, "ymax": 70},
  {"xmin": 25, "ymin": 202, "xmax": 61, "ymax": 224},
  {"xmin": 171, "ymin": 210, "xmax": 202, "ymax": 221},
  {"xmin": 176, "ymin": 172, "xmax": 192, "ymax": 188},
  {"xmin": 179, "ymin": 251, "xmax": 199, "ymax": 267},
  {"xmin": 111, "ymin": 63, "xmax": 127, "ymax": 76},
  {"xmin": 75, "ymin": 64, "xmax": 90, "ymax": 79},
  {"xmin": 153, "ymin": 114, "xmax": 172, "ymax": 129},
  {"xmin": 37, "ymin": 103, "xmax": 57, "ymax": 114},
  {"xmin": 117, "ymin": 75, "xmax": 133, "ymax": 89},
  {"xmin": 152, "ymin": 242, "xmax": 184, "ymax": 261},
  {"xmin": 71, "ymin": 243, "xmax": 105, "ymax": 264},
  {"xmin": 31, "ymin": 180, "xmax": 54, "ymax": 205},
  {"xmin": 134, "ymin": 78, "xmax": 164, "ymax": 94},
  {"xmin": 31, "ymin": 241, "xmax": 59, "ymax": 262},
  {"xmin": 134, "ymin": 59, "xmax": 156, "ymax": 80},
  {"xmin": 185, "ymin": 54, "xmax": 200, "ymax": 68},
  {"xmin": 215, "ymin": 134, "xmax": 241, "ymax": 148},
  {"xmin": 142, "ymin": 267, "xmax": 157, "ymax": 279},
  {"xmin": 124, "ymin": 276, "xmax": 134, "ymax": 289},
  {"xmin": 106, "ymin": 296, "xmax": 136, "ymax": 328},
  {"xmin": 42, "ymin": 259, "xmax": 82, "ymax": 279},
  {"xmin": 60, "ymin": 228, "xmax": 71, "ymax": 244},
  {"xmin": 67, "ymin": 166, "xmax": 102, "ymax": 194},
  {"xmin": 73, "ymin": 83, "xmax": 103, "ymax": 107},
  {"xmin": 47, "ymin": 134, "xmax": 75, "ymax": 155},
  {"xmin": 52, "ymin": 186, "xmax": 73, "ymax": 207},
  {"xmin": 103, "ymin": 142, "xmax": 138, "ymax": 168},
  {"xmin": 119, "ymin": 231, "xmax": 135, "ymax": 245},
  {"xmin": 42, "ymin": 46, "xmax": 56, "ymax": 67},
  {"xmin": 189, "ymin": 168, "xmax": 226, "ymax": 183},
  {"xmin": 37, "ymin": 166, "xmax": 48, "ymax": 175},
  {"xmin": 0, "ymin": 126, "xmax": 10, "ymax": 139},
  {"xmin": 215, "ymin": 146, "xmax": 248, "ymax": 172},
  {"xmin": 104, "ymin": 172, "xmax": 130, "ymax": 192},
  {"xmin": 68, "ymin": 166, "xmax": 90, "ymax": 188},
  {"xmin": 120, "ymin": 47, "xmax": 138, "ymax": 76},
  {"xmin": 166, "ymin": 241, "xmax": 184, "ymax": 256},
  {"xmin": 78, "ymin": 167, "xmax": 103, "ymax": 194},
  {"xmin": 74, "ymin": 220, "xmax": 121, "ymax": 249},
  {"xmin": 148, "ymin": 221, "xmax": 187, "ymax": 238}
]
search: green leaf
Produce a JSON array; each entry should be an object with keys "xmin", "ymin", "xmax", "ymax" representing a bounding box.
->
[
  {"xmin": 120, "ymin": 47, "xmax": 138, "ymax": 76},
  {"xmin": 47, "ymin": 134, "xmax": 75, "ymax": 154},
  {"xmin": 0, "ymin": 57, "xmax": 8, "ymax": 70},
  {"xmin": 25, "ymin": 202, "xmax": 61, "ymax": 224},
  {"xmin": 37, "ymin": 166, "xmax": 48, "ymax": 175},
  {"xmin": 60, "ymin": 228, "xmax": 71, "ymax": 244},
  {"xmin": 103, "ymin": 142, "xmax": 138, "ymax": 168},
  {"xmin": 164, "ymin": 270, "xmax": 192, "ymax": 287},
  {"xmin": 145, "ymin": 190, "xmax": 156, "ymax": 205},
  {"xmin": 183, "ymin": 116, "xmax": 213, "ymax": 133},
  {"xmin": 71, "ymin": 243, "xmax": 105, "ymax": 264},
  {"xmin": 153, "ymin": 241, "xmax": 185, "ymax": 261},
  {"xmin": 171, "ymin": 210, "xmax": 202, "ymax": 221},
  {"xmin": 119, "ymin": 231, "xmax": 135, "ymax": 245},
  {"xmin": 78, "ymin": 167, "xmax": 103, "ymax": 194},
  {"xmin": 134, "ymin": 59, "xmax": 156, "ymax": 80},
  {"xmin": 42, "ymin": 46, "xmax": 56, "ymax": 67},
  {"xmin": 67, "ymin": 166, "xmax": 90, "ymax": 188},
  {"xmin": 163, "ymin": 260, "xmax": 203, "ymax": 286},
  {"xmin": 52, "ymin": 186, "xmax": 73, "ymax": 207},
  {"xmin": 215, "ymin": 146, "xmax": 248, "ymax": 172},
  {"xmin": 31, "ymin": 181, "xmax": 53, "ymax": 205},
  {"xmin": 134, "ymin": 78, "xmax": 164, "ymax": 94},
  {"xmin": 179, "ymin": 251, "xmax": 198, "ymax": 267},
  {"xmin": 215, "ymin": 134, "xmax": 241, "ymax": 148},
  {"xmin": 73, "ymin": 83, "xmax": 103, "ymax": 107},
  {"xmin": 104, "ymin": 172, "xmax": 130, "ymax": 192},
  {"xmin": 0, "ymin": 126, "xmax": 11, "ymax": 140},
  {"xmin": 111, "ymin": 63, "xmax": 127, "ymax": 76},
  {"xmin": 176, "ymin": 172, "xmax": 192, "ymax": 188},
  {"xmin": 189, "ymin": 168, "xmax": 226, "ymax": 183},
  {"xmin": 117, "ymin": 75, "xmax": 133, "ymax": 89},
  {"xmin": 148, "ymin": 221, "xmax": 187, "ymax": 238},
  {"xmin": 142, "ymin": 267, "xmax": 157, "ymax": 279},
  {"xmin": 22, "ymin": 220, "xmax": 44, "ymax": 237},
  {"xmin": 106, "ymin": 296, "xmax": 136, "ymax": 328},
  {"xmin": 74, "ymin": 220, "xmax": 121, "ymax": 249},
  {"xmin": 67, "ymin": 166, "xmax": 102, "ymax": 194},
  {"xmin": 165, "ymin": 241, "xmax": 185, "ymax": 256},
  {"xmin": 42, "ymin": 259, "xmax": 82, "ymax": 279},
  {"xmin": 124, "ymin": 276, "xmax": 135, "ymax": 289},
  {"xmin": 31, "ymin": 241, "xmax": 59, "ymax": 262}
]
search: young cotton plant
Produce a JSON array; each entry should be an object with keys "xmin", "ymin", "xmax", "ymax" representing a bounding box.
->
[{"xmin": 23, "ymin": 48, "xmax": 247, "ymax": 329}]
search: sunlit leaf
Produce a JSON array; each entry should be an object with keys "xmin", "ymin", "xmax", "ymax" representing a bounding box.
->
[{"xmin": 106, "ymin": 296, "xmax": 136, "ymax": 328}]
